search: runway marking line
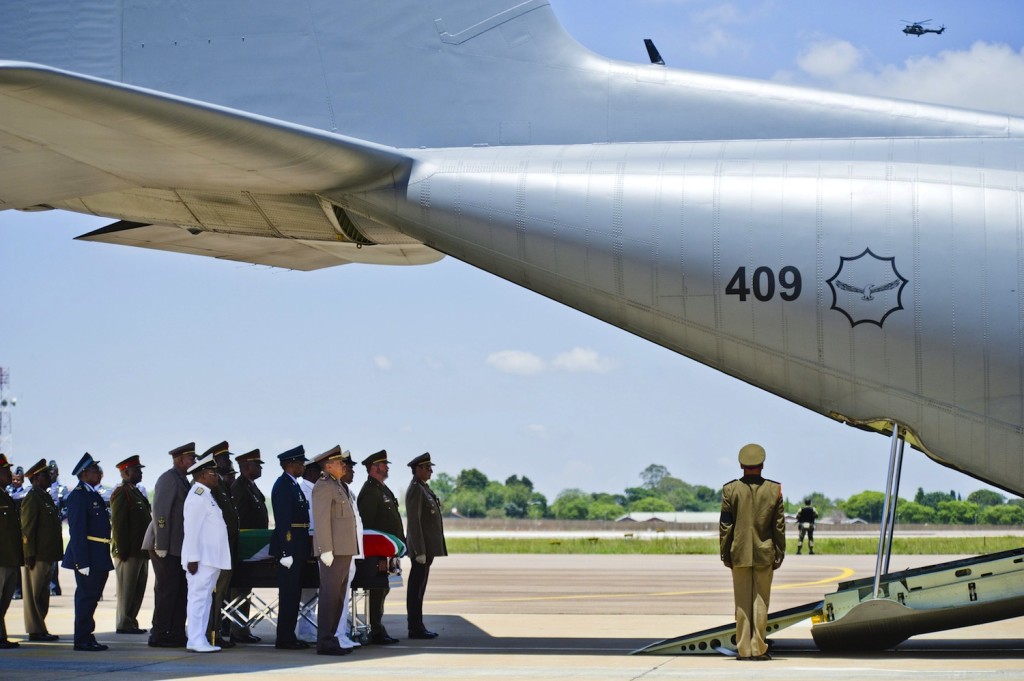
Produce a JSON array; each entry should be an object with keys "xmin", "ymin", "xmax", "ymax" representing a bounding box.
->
[{"xmin": 428, "ymin": 565, "xmax": 856, "ymax": 604}]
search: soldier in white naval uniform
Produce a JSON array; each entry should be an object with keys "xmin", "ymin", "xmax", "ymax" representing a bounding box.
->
[{"xmin": 181, "ymin": 453, "xmax": 231, "ymax": 653}]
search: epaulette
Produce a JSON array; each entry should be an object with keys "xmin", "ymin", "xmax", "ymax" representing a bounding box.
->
[{"xmin": 194, "ymin": 487, "xmax": 205, "ymax": 496}]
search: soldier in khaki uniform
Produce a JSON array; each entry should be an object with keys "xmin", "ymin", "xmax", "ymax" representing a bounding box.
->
[
  {"xmin": 204, "ymin": 441, "xmax": 240, "ymax": 648},
  {"xmin": 719, "ymin": 443, "xmax": 785, "ymax": 661},
  {"xmin": 404, "ymin": 452, "xmax": 447, "ymax": 639},
  {"xmin": 143, "ymin": 442, "xmax": 196, "ymax": 648},
  {"xmin": 110, "ymin": 455, "xmax": 151, "ymax": 634},
  {"xmin": 229, "ymin": 449, "xmax": 266, "ymax": 643},
  {"xmin": 357, "ymin": 449, "xmax": 405, "ymax": 644},
  {"xmin": 20, "ymin": 458, "xmax": 63, "ymax": 641},
  {"xmin": 311, "ymin": 446, "xmax": 359, "ymax": 656},
  {"xmin": 0, "ymin": 454, "xmax": 24, "ymax": 648}
]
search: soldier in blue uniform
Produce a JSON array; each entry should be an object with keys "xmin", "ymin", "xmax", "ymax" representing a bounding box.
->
[
  {"xmin": 62, "ymin": 453, "xmax": 115, "ymax": 651},
  {"xmin": 270, "ymin": 445, "xmax": 311, "ymax": 650}
]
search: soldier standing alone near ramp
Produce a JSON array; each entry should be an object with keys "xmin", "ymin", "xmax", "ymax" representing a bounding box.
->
[{"xmin": 719, "ymin": 443, "xmax": 786, "ymax": 661}]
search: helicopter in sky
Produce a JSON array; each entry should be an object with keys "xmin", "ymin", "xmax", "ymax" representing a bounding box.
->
[{"xmin": 902, "ymin": 19, "xmax": 946, "ymax": 36}]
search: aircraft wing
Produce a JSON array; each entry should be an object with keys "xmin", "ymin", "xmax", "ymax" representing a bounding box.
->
[{"xmin": 0, "ymin": 62, "xmax": 440, "ymax": 269}]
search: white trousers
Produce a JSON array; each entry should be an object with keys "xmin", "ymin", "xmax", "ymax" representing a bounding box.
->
[
  {"xmin": 335, "ymin": 556, "xmax": 356, "ymax": 638},
  {"xmin": 185, "ymin": 564, "xmax": 220, "ymax": 649}
]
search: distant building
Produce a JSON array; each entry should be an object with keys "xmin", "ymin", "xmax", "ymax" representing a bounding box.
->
[{"xmin": 615, "ymin": 512, "xmax": 720, "ymax": 524}]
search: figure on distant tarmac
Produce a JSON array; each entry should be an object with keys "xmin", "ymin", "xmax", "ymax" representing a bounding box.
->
[{"xmin": 796, "ymin": 498, "xmax": 818, "ymax": 555}]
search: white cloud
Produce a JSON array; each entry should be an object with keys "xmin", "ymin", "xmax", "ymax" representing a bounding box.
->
[
  {"xmin": 551, "ymin": 347, "xmax": 614, "ymax": 373},
  {"xmin": 796, "ymin": 39, "xmax": 863, "ymax": 80},
  {"xmin": 784, "ymin": 40, "xmax": 1024, "ymax": 116},
  {"xmin": 373, "ymin": 355, "xmax": 392, "ymax": 370},
  {"xmin": 523, "ymin": 423, "xmax": 547, "ymax": 436},
  {"xmin": 486, "ymin": 350, "xmax": 546, "ymax": 375}
]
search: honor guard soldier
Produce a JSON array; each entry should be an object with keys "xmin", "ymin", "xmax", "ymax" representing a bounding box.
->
[
  {"xmin": 143, "ymin": 442, "xmax": 196, "ymax": 648},
  {"xmin": 46, "ymin": 459, "xmax": 68, "ymax": 596},
  {"xmin": 63, "ymin": 453, "xmax": 115, "ymax": 651},
  {"xmin": 719, "ymin": 444, "xmax": 786, "ymax": 661},
  {"xmin": 270, "ymin": 445, "xmax": 311, "ymax": 650},
  {"xmin": 405, "ymin": 452, "xmax": 447, "ymax": 639},
  {"xmin": 796, "ymin": 498, "xmax": 818, "ymax": 555},
  {"xmin": 5, "ymin": 464, "xmax": 26, "ymax": 603},
  {"xmin": 357, "ymin": 449, "xmax": 405, "ymax": 644},
  {"xmin": 110, "ymin": 455, "xmax": 151, "ymax": 635},
  {"xmin": 229, "ymin": 448, "xmax": 266, "ymax": 643},
  {"xmin": 0, "ymin": 454, "xmax": 23, "ymax": 648},
  {"xmin": 205, "ymin": 441, "xmax": 240, "ymax": 648},
  {"xmin": 296, "ymin": 459, "xmax": 320, "ymax": 644},
  {"xmin": 20, "ymin": 458, "xmax": 63, "ymax": 642},
  {"xmin": 181, "ymin": 452, "xmax": 231, "ymax": 653},
  {"xmin": 311, "ymin": 446, "xmax": 359, "ymax": 656}
]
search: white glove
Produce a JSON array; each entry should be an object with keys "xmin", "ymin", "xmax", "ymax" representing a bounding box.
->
[
  {"xmin": 78, "ymin": 567, "xmax": 91, "ymax": 576},
  {"xmin": 415, "ymin": 554, "xmax": 426, "ymax": 565},
  {"xmin": 280, "ymin": 555, "xmax": 294, "ymax": 569},
  {"xmin": 155, "ymin": 549, "xmax": 168, "ymax": 559},
  {"xmin": 320, "ymin": 552, "xmax": 334, "ymax": 567}
]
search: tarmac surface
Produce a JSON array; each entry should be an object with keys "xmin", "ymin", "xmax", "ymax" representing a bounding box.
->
[{"xmin": 1, "ymin": 553, "xmax": 1020, "ymax": 680}]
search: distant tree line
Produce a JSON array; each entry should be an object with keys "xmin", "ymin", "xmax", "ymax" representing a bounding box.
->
[{"xmin": 429, "ymin": 463, "xmax": 1024, "ymax": 524}]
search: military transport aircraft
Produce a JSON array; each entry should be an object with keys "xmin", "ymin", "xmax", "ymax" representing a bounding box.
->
[
  {"xmin": 1, "ymin": 0, "xmax": 1022, "ymax": 654},
  {"xmin": 902, "ymin": 20, "xmax": 946, "ymax": 37}
]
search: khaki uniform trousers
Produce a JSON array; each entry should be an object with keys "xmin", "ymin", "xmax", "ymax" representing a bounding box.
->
[
  {"xmin": 22, "ymin": 561, "xmax": 52, "ymax": 635},
  {"xmin": 114, "ymin": 555, "xmax": 149, "ymax": 631},
  {"xmin": 207, "ymin": 568, "xmax": 231, "ymax": 641},
  {"xmin": 730, "ymin": 564, "xmax": 773, "ymax": 658}
]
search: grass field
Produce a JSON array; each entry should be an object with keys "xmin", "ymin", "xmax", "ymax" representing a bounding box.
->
[{"xmin": 446, "ymin": 536, "xmax": 1024, "ymax": 555}]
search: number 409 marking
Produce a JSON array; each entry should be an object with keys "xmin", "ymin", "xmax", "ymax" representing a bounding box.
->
[{"xmin": 725, "ymin": 266, "xmax": 802, "ymax": 302}]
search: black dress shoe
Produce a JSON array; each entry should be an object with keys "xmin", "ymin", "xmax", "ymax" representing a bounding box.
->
[
  {"xmin": 369, "ymin": 634, "xmax": 399, "ymax": 645},
  {"xmin": 316, "ymin": 647, "xmax": 352, "ymax": 656},
  {"xmin": 274, "ymin": 640, "xmax": 310, "ymax": 650},
  {"xmin": 408, "ymin": 630, "xmax": 438, "ymax": 639},
  {"xmin": 233, "ymin": 632, "xmax": 261, "ymax": 643},
  {"xmin": 28, "ymin": 633, "xmax": 59, "ymax": 642},
  {"xmin": 0, "ymin": 640, "xmax": 20, "ymax": 649},
  {"xmin": 214, "ymin": 637, "xmax": 236, "ymax": 649},
  {"xmin": 116, "ymin": 628, "xmax": 148, "ymax": 635},
  {"xmin": 148, "ymin": 638, "xmax": 186, "ymax": 648},
  {"xmin": 74, "ymin": 642, "xmax": 109, "ymax": 651}
]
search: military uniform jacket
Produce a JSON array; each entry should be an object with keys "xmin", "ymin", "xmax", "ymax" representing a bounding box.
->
[
  {"xmin": 719, "ymin": 475, "xmax": 786, "ymax": 568},
  {"xmin": 357, "ymin": 477, "xmax": 405, "ymax": 542},
  {"xmin": 0, "ymin": 487, "xmax": 24, "ymax": 567},
  {"xmin": 796, "ymin": 505, "xmax": 818, "ymax": 525},
  {"xmin": 312, "ymin": 476, "xmax": 359, "ymax": 557},
  {"xmin": 142, "ymin": 467, "xmax": 190, "ymax": 555},
  {"xmin": 212, "ymin": 476, "xmax": 240, "ymax": 560},
  {"xmin": 181, "ymin": 482, "xmax": 232, "ymax": 570},
  {"xmin": 231, "ymin": 476, "xmax": 269, "ymax": 530},
  {"xmin": 270, "ymin": 472, "xmax": 310, "ymax": 560},
  {"xmin": 110, "ymin": 483, "xmax": 152, "ymax": 560},
  {"xmin": 405, "ymin": 477, "xmax": 447, "ymax": 560},
  {"xmin": 21, "ymin": 486, "xmax": 64, "ymax": 563},
  {"xmin": 62, "ymin": 482, "xmax": 115, "ymax": 572}
]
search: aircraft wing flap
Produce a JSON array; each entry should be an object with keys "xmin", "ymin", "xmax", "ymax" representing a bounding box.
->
[
  {"xmin": 0, "ymin": 62, "xmax": 412, "ymax": 210},
  {"xmin": 76, "ymin": 221, "xmax": 443, "ymax": 270}
]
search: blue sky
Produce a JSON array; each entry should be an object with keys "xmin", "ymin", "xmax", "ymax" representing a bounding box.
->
[{"xmin": 3, "ymin": 0, "xmax": 1024, "ymax": 504}]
